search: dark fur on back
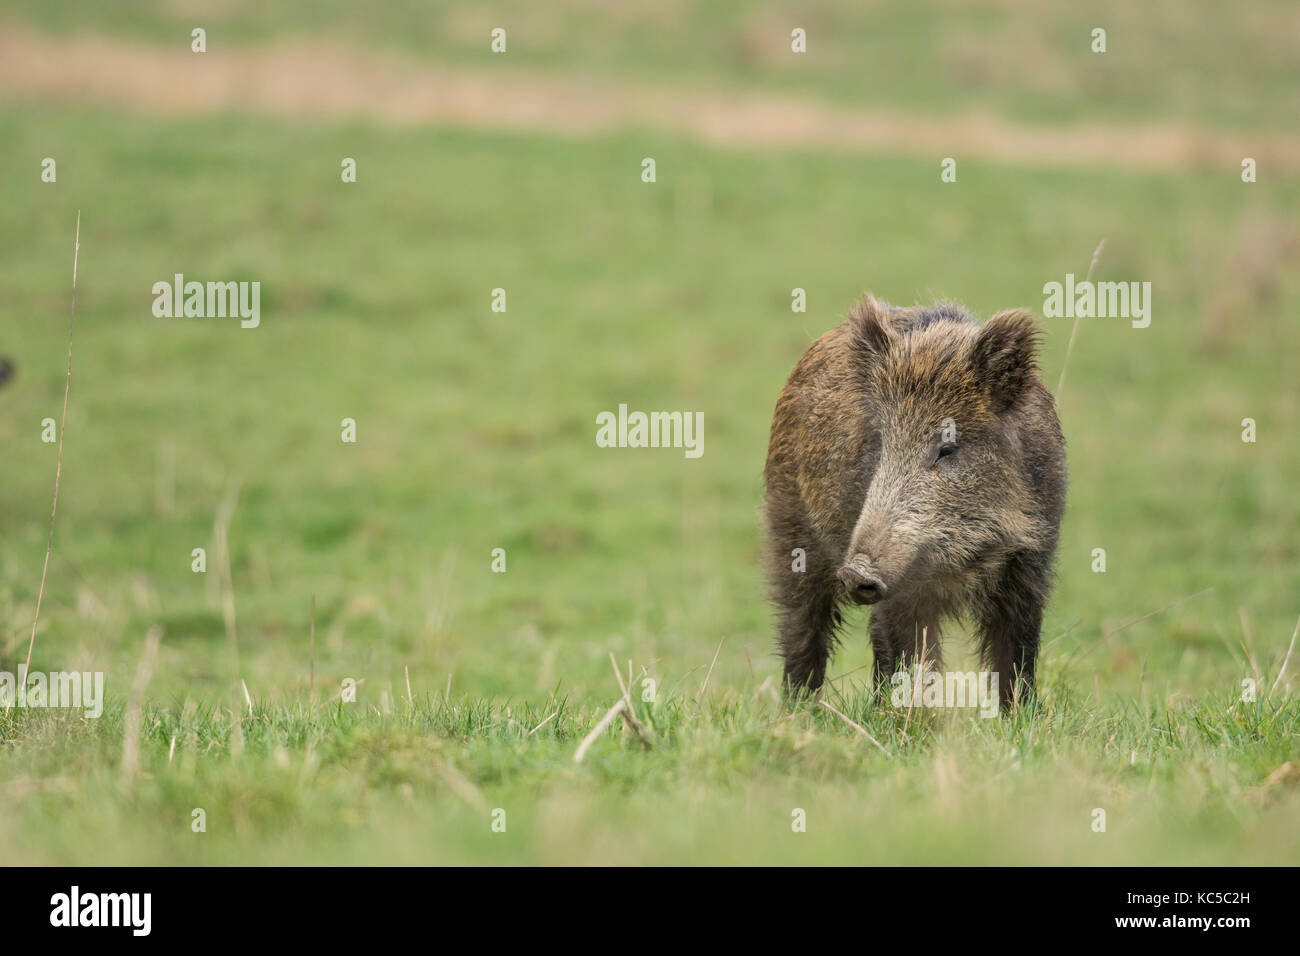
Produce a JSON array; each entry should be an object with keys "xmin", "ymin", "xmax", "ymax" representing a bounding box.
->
[
  {"xmin": 764, "ymin": 293, "xmax": 1067, "ymax": 709},
  {"xmin": 890, "ymin": 302, "xmax": 975, "ymax": 333}
]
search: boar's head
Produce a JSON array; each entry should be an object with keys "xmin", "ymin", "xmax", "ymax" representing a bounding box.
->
[{"xmin": 838, "ymin": 296, "xmax": 1048, "ymax": 606}]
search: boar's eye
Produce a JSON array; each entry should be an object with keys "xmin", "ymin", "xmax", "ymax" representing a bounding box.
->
[{"xmin": 934, "ymin": 443, "xmax": 958, "ymax": 465}]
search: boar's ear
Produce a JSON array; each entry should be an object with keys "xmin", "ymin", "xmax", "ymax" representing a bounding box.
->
[
  {"xmin": 847, "ymin": 293, "xmax": 896, "ymax": 359},
  {"xmin": 971, "ymin": 309, "xmax": 1041, "ymax": 411}
]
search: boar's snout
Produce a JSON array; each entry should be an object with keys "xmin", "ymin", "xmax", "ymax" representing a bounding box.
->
[{"xmin": 837, "ymin": 560, "xmax": 888, "ymax": 605}]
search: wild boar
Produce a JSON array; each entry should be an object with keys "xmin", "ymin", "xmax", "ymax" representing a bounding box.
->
[{"xmin": 763, "ymin": 294, "xmax": 1066, "ymax": 709}]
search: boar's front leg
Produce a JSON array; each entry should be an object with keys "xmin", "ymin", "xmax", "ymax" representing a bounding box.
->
[
  {"xmin": 869, "ymin": 604, "xmax": 942, "ymax": 696},
  {"xmin": 777, "ymin": 592, "xmax": 839, "ymax": 693},
  {"xmin": 976, "ymin": 552, "xmax": 1050, "ymax": 711},
  {"xmin": 768, "ymin": 508, "xmax": 842, "ymax": 693},
  {"xmin": 868, "ymin": 608, "xmax": 901, "ymax": 692}
]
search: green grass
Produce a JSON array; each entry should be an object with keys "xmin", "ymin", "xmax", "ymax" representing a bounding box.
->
[
  {"xmin": 1, "ymin": 6, "xmax": 1298, "ymax": 863},
  {"xmin": 9, "ymin": 0, "xmax": 1300, "ymax": 131},
  {"xmin": 2, "ymin": 684, "xmax": 1296, "ymax": 865}
]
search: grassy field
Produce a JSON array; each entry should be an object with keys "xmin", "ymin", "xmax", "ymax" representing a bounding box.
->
[
  {"xmin": 9, "ymin": 0, "xmax": 1300, "ymax": 130},
  {"xmin": 1, "ymin": 4, "xmax": 1298, "ymax": 865}
]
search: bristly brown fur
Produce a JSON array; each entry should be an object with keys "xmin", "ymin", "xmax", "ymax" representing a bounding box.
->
[{"xmin": 763, "ymin": 292, "xmax": 1067, "ymax": 709}]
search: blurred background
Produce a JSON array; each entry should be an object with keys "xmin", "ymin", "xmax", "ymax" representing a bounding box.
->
[{"xmin": 0, "ymin": 1, "xmax": 1297, "ymax": 863}]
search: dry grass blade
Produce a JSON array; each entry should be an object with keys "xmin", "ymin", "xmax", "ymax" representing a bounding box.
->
[
  {"xmin": 1103, "ymin": 587, "xmax": 1214, "ymax": 644},
  {"xmin": 573, "ymin": 698, "xmax": 627, "ymax": 763},
  {"xmin": 434, "ymin": 759, "xmax": 489, "ymax": 813},
  {"xmin": 213, "ymin": 481, "xmax": 244, "ymax": 754},
  {"xmin": 698, "ymin": 635, "xmax": 726, "ymax": 702},
  {"xmin": 1238, "ymin": 606, "xmax": 1263, "ymax": 692},
  {"xmin": 213, "ymin": 482, "xmax": 243, "ymax": 667},
  {"xmin": 1266, "ymin": 612, "xmax": 1299, "ymax": 701},
  {"xmin": 608, "ymin": 650, "xmax": 637, "ymax": 720},
  {"xmin": 313, "ymin": 676, "xmax": 364, "ymax": 709},
  {"xmin": 308, "ymin": 593, "xmax": 316, "ymax": 702},
  {"xmin": 901, "ymin": 626, "xmax": 928, "ymax": 738},
  {"xmin": 25, "ymin": 210, "xmax": 80, "ymax": 676},
  {"xmin": 121, "ymin": 625, "xmax": 163, "ymax": 786},
  {"xmin": 619, "ymin": 705, "xmax": 656, "ymax": 750},
  {"xmin": 819, "ymin": 700, "xmax": 889, "ymax": 756},
  {"xmin": 1055, "ymin": 238, "xmax": 1106, "ymax": 398},
  {"xmin": 527, "ymin": 710, "xmax": 559, "ymax": 736}
]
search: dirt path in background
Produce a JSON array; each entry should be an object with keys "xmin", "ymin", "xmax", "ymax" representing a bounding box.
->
[{"xmin": 3, "ymin": 21, "xmax": 1297, "ymax": 172}]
